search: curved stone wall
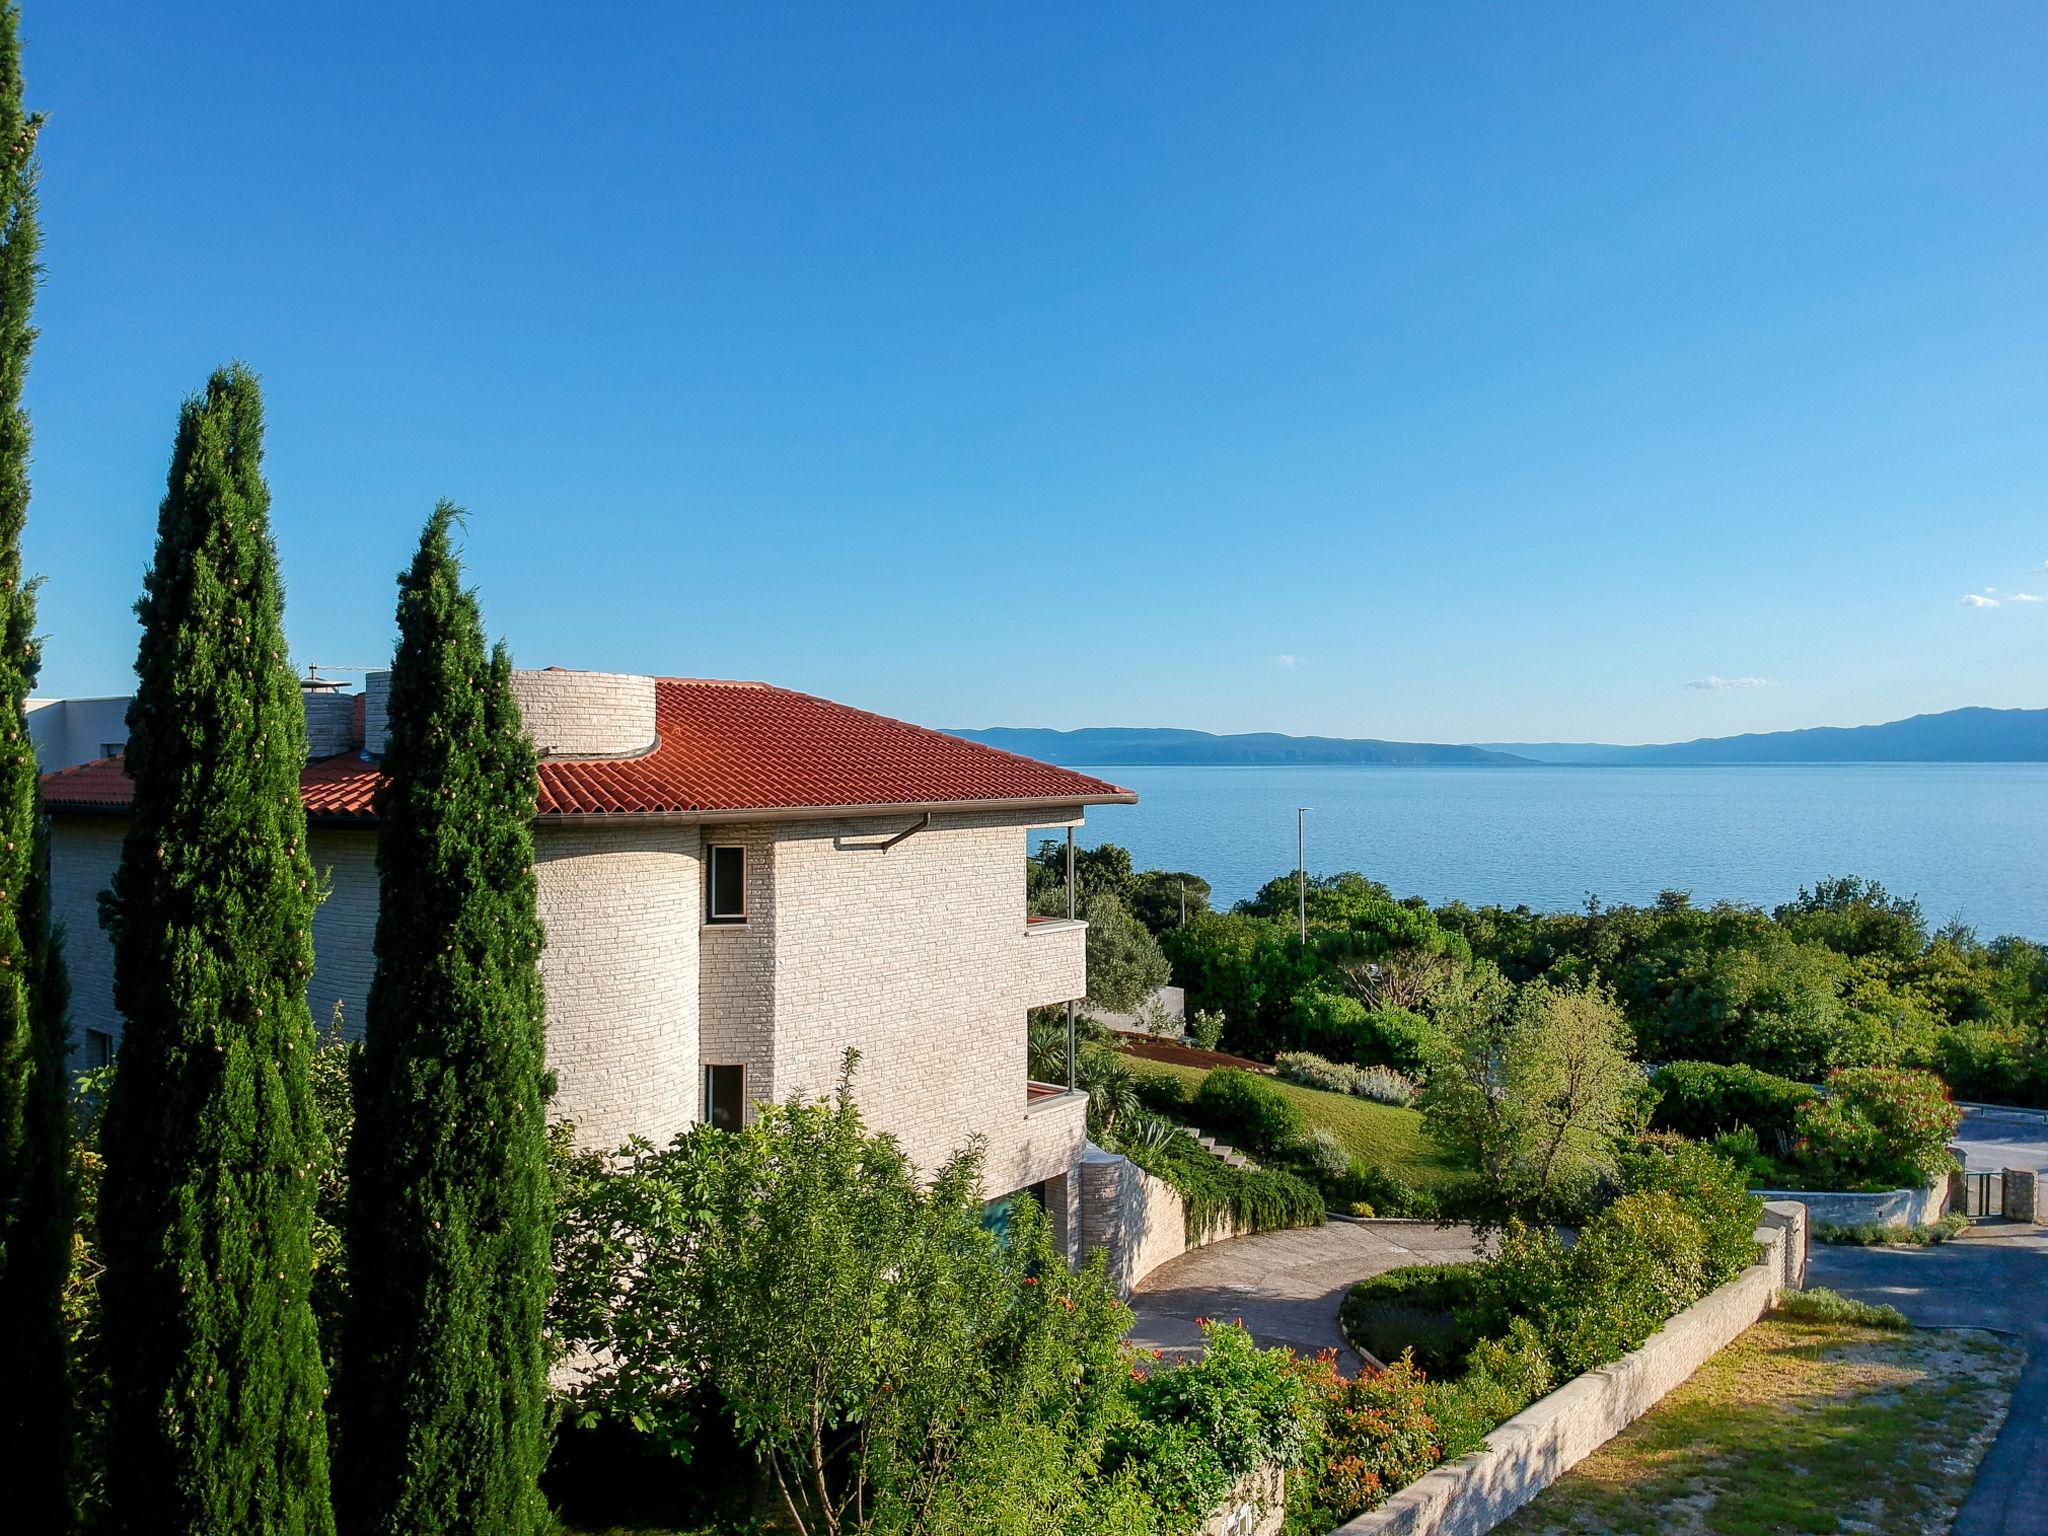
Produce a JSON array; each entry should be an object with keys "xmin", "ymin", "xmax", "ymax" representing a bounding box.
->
[
  {"xmin": 535, "ymin": 825, "xmax": 700, "ymax": 1151},
  {"xmin": 509, "ymin": 668, "xmax": 657, "ymax": 758}
]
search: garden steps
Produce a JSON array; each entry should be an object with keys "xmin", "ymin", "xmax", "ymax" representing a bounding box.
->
[{"xmin": 1187, "ymin": 1128, "xmax": 1259, "ymax": 1170}]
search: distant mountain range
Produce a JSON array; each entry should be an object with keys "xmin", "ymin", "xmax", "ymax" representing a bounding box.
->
[{"xmin": 948, "ymin": 707, "xmax": 2048, "ymax": 767}]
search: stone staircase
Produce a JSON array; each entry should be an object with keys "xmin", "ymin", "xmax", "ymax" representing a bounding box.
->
[{"xmin": 1184, "ymin": 1127, "xmax": 1259, "ymax": 1171}]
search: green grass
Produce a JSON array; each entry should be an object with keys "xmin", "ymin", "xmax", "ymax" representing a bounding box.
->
[
  {"xmin": 1494, "ymin": 1311, "xmax": 2018, "ymax": 1536},
  {"xmin": 1123, "ymin": 1057, "xmax": 1469, "ymax": 1190},
  {"xmin": 1814, "ymin": 1211, "xmax": 1970, "ymax": 1247}
]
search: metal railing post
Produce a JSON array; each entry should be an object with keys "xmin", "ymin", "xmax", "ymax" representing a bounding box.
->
[{"xmin": 1066, "ymin": 828, "xmax": 1077, "ymax": 1092}]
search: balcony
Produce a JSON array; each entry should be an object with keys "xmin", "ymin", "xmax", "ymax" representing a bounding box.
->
[{"xmin": 1022, "ymin": 916, "xmax": 1086, "ymax": 1008}]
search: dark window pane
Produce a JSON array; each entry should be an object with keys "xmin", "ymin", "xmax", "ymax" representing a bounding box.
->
[
  {"xmin": 708, "ymin": 845, "xmax": 746, "ymax": 921},
  {"xmin": 705, "ymin": 1065, "xmax": 745, "ymax": 1129}
]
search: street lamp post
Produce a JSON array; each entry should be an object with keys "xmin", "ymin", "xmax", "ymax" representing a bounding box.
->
[{"xmin": 1297, "ymin": 806, "xmax": 1311, "ymax": 945}]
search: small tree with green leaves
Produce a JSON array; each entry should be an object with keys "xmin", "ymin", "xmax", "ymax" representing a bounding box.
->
[
  {"xmin": 96, "ymin": 364, "xmax": 334, "ymax": 1535},
  {"xmin": 1421, "ymin": 970, "xmax": 1641, "ymax": 1216},
  {"xmin": 0, "ymin": 6, "xmax": 74, "ymax": 1523},
  {"xmin": 338, "ymin": 506, "xmax": 551, "ymax": 1536}
]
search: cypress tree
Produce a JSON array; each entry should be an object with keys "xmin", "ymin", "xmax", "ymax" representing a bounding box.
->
[
  {"xmin": 0, "ymin": 2, "xmax": 76, "ymax": 1525},
  {"xmin": 338, "ymin": 504, "xmax": 551, "ymax": 1536},
  {"xmin": 97, "ymin": 365, "xmax": 335, "ymax": 1536}
]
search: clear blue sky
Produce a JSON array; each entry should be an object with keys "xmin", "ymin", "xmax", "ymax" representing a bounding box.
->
[{"xmin": 19, "ymin": 3, "xmax": 2048, "ymax": 743}]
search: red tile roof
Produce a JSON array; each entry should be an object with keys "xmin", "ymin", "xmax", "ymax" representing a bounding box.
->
[{"xmin": 42, "ymin": 677, "xmax": 1134, "ymax": 822}]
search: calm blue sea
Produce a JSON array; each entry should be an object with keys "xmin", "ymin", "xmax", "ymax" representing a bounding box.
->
[{"xmin": 1063, "ymin": 763, "xmax": 2048, "ymax": 942}]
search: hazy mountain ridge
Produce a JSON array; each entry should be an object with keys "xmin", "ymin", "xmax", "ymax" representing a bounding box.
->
[{"xmin": 949, "ymin": 707, "xmax": 2048, "ymax": 767}]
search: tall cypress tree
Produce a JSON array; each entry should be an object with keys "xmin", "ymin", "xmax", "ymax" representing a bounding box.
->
[
  {"xmin": 97, "ymin": 365, "xmax": 334, "ymax": 1536},
  {"xmin": 339, "ymin": 504, "xmax": 551, "ymax": 1536},
  {"xmin": 0, "ymin": 3, "xmax": 76, "ymax": 1526}
]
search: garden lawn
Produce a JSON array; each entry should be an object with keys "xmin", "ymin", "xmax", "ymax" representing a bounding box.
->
[
  {"xmin": 1494, "ymin": 1313, "xmax": 2018, "ymax": 1536},
  {"xmin": 1122, "ymin": 1056, "xmax": 1469, "ymax": 1190}
]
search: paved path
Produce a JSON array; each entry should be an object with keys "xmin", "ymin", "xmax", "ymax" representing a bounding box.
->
[
  {"xmin": 1811, "ymin": 1223, "xmax": 2048, "ymax": 1536},
  {"xmin": 1957, "ymin": 1108, "xmax": 2048, "ymax": 1174},
  {"xmin": 1126, "ymin": 1219, "xmax": 1483, "ymax": 1370}
]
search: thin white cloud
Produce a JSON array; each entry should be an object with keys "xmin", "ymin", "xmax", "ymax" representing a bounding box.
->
[
  {"xmin": 1272, "ymin": 653, "xmax": 1300, "ymax": 670},
  {"xmin": 2011, "ymin": 592, "xmax": 2045, "ymax": 603},
  {"xmin": 1961, "ymin": 593, "xmax": 2000, "ymax": 608},
  {"xmin": 1683, "ymin": 675, "xmax": 1776, "ymax": 691}
]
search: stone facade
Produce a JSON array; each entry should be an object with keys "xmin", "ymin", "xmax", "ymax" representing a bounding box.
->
[
  {"xmin": 507, "ymin": 670, "xmax": 658, "ymax": 758},
  {"xmin": 302, "ymin": 691, "xmax": 359, "ymax": 759},
  {"xmin": 48, "ymin": 798, "xmax": 1089, "ymax": 1213},
  {"xmin": 1079, "ymin": 1145, "xmax": 1239, "ymax": 1296}
]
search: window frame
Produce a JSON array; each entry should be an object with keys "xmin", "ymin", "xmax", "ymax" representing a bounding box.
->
[
  {"xmin": 703, "ymin": 1063, "xmax": 747, "ymax": 1130},
  {"xmin": 706, "ymin": 843, "xmax": 747, "ymax": 925}
]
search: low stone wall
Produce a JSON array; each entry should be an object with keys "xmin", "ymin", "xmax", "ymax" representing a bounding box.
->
[
  {"xmin": 1204, "ymin": 1464, "xmax": 1285, "ymax": 1536},
  {"xmin": 1332, "ymin": 1220, "xmax": 1795, "ymax": 1536},
  {"xmin": 2001, "ymin": 1168, "xmax": 2039, "ymax": 1224},
  {"xmin": 1751, "ymin": 1181, "xmax": 1945, "ymax": 1230},
  {"xmin": 1756, "ymin": 1199, "xmax": 1808, "ymax": 1289},
  {"xmin": 1079, "ymin": 1145, "xmax": 1237, "ymax": 1296}
]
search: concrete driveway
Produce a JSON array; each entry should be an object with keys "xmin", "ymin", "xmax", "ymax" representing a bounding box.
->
[
  {"xmin": 1957, "ymin": 1108, "xmax": 2048, "ymax": 1174},
  {"xmin": 1125, "ymin": 1219, "xmax": 1483, "ymax": 1371},
  {"xmin": 1811, "ymin": 1224, "xmax": 2048, "ymax": 1536}
]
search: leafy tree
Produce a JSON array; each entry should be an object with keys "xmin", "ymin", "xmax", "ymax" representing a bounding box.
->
[
  {"xmin": 556, "ymin": 1056, "xmax": 1144, "ymax": 1536},
  {"xmin": 1127, "ymin": 869, "xmax": 1210, "ymax": 936},
  {"xmin": 0, "ymin": 7, "xmax": 73, "ymax": 1524},
  {"xmin": 96, "ymin": 365, "xmax": 334, "ymax": 1536},
  {"xmin": 1159, "ymin": 910, "xmax": 1316, "ymax": 1051},
  {"xmin": 338, "ymin": 507, "xmax": 552, "ymax": 1536},
  {"xmin": 1420, "ymin": 970, "xmax": 1641, "ymax": 1215},
  {"xmin": 1774, "ymin": 876, "xmax": 1927, "ymax": 962},
  {"xmin": 1031, "ymin": 838, "xmax": 1136, "ymax": 912},
  {"xmin": 1081, "ymin": 891, "xmax": 1169, "ymax": 1013}
]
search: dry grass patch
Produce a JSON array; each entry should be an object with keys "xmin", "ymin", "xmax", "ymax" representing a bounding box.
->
[{"xmin": 1495, "ymin": 1312, "xmax": 2019, "ymax": 1536}]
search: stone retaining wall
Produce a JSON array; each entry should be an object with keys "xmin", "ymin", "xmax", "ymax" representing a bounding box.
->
[
  {"xmin": 1750, "ymin": 1180, "xmax": 1945, "ymax": 1230},
  {"xmin": 1079, "ymin": 1145, "xmax": 1238, "ymax": 1295},
  {"xmin": 1204, "ymin": 1464, "xmax": 1285, "ymax": 1536},
  {"xmin": 1332, "ymin": 1216, "xmax": 1798, "ymax": 1536}
]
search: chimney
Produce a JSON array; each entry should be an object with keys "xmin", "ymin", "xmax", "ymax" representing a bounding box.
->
[{"xmin": 301, "ymin": 669, "xmax": 361, "ymax": 760}]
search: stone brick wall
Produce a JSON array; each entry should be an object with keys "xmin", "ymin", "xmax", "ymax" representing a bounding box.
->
[
  {"xmin": 748, "ymin": 809, "xmax": 1087, "ymax": 1200},
  {"xmin": 308, "ymin": 829, "xmax": 378, "ymax": 1038},
  {"xmin": 508, "ymin": 669, "xmax": 658, "ymax": 759},
  {"xmin": 1335, "ymin": 1222, "xmax": 1795, "ymax": 1536},
  {"xmin": 1079, "ymin": 1145, "xmax": 1238, "ymax": 1296},
  {"xmin": 48, "ymin": 818, "xmax": 123, "ymax": 1057},
  {"xmin": 698, "ymin": 825, "xmax": 778, "ymax": 1115},
  {"xmin": 1020, "ymin": 918, "xmax": 1087, "ymax": 1010},
  {"xmin": 302, "ymin": 692, "xmax": 359, "ymax": 759},
  {"xmin": 535, "ymin": 824, "xmax": 701, "ymax": 1152},
  {"xmin": 362, "ymin": 670, "xmax": 391, "ymax": 756},
  {"xmin": 50, "ymin": 794, "xmax": 1090, "ymax": 1203}
]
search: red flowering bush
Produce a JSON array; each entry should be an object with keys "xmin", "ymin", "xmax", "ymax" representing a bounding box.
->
[
  {"xmin": 1794, "ymin": 1067, "xmax": 1960, "ymax": 1189},
  {"xmin": 1283, "ymin": 1351, "xmax": 1443, "ymax": 1527}
]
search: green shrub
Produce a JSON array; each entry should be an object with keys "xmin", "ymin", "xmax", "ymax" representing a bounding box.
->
[
  {"xmin": 1424, "ymin": 1318, "xmax": 1554, "ymax": 1461},
  {"xmin": 1287, "ymin": 1127, "xmax": 1353, "ymax": 1186},
  {"xmin": 1793, "ymin": 1067, "xmax": 1961, "ymax": 1190},
  {"xmin": 1775, "ymin": 1287, "xmax": 1910, "ymax": 1330},
  {"xmin": 1618, "ymin": 1139, "xmax": 1762, "ymax": 1286},
  {"xmin": 1110, "ymin": 1320, "xmax": 1319, "ymax": 1526},
  {"xmin": 1466, "ymin": 1193, "xmax": 1710, "ymax": 1377},
  {"xmin": 1648, "ymin": 1060, "xmax": 1817, "ymax": 1147},
  {"xmin": 1813, "ymin": 1212, "xmax": 1968, "ymax": 1246},
  {"xmin": 1345, "ymin": 1164, "xmax": 1439, "ymax": 1220},
  {"xmin": 1122, "ymin": 1131, "xmax": 1326, "ymax": 1242},
  {"xmin": 1274, "ymin": 1051, "xmax": 1419, "ymax": 1107},
  {"xmin": 1285, "ymin": 1352, "xmax": 1442, "ymax": 1526},
  {"xmin": 1192, "ymin": 1068, "xmax": 1304, "ymax": 1157},
  {"xmin": 1187, "ymin": 1009, "xmax": 1227, "ymax": 1052},
  {"xmin": 1134, "ymin": 1072, "xmax": 1189, "ymax": 1118},
  {"xmin": 1339, "ymin": 1264, "xmax": 1485, "ymax": 1379}
]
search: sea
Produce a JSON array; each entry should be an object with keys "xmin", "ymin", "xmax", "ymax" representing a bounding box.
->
[{"xmin": 1058, "ymin": 763, "xmax": 2048, "ymax": 943}]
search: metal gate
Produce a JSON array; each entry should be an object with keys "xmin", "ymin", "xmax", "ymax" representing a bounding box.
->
[{"xmin": 1960, "ymin": 1170, "xmax": 2003, "ymax": 1218}]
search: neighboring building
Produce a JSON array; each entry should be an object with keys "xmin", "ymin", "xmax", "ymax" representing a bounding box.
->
[
  {"xmin": 42, "ymin": 666, "xmax": 1134, "ymax": 1246},
  {"xmin": 27, "ymin": 695, "xmax": 132, "ymax": 773}
]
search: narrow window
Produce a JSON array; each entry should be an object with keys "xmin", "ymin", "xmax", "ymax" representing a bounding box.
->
[
  {"xmin": 84, "ymin": 1029, "xmax": 114, "ymax": 1069},
  {"xmin": 707, "ymin": 844, "xmax": 746, "ymax": 923},
  {"xmin": 704, "ymin": 1064, "xmax": 746, "ymax": 1130}
]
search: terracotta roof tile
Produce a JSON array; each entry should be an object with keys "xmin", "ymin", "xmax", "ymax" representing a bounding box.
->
[{"xmin": 43, "ymin": 678, "xmax": 1134, "ymax": 822}]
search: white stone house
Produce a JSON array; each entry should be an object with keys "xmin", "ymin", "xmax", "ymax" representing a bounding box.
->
[{"xmin": 42, "ymin": 666, "xmax": 1134, "ymax": 1245}]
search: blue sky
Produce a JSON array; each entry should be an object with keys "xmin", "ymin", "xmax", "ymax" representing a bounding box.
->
[{"xmin": 18, "ymin": 3, "xmax": 2048, "ymax": 742}]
